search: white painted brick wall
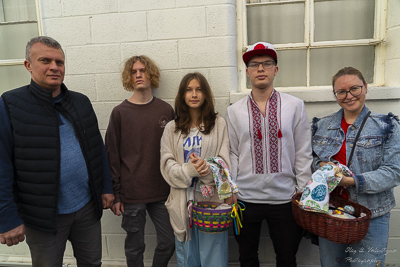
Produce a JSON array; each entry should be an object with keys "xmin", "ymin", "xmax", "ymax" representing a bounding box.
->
[
  {"xmin": 179, "ymin": 37, "xmax": 237, "ymax": 68},
  {"xmin": 206, "ymin": 5, "xmax": 237, "ymax": 37},
  {"xmin": 208, "ymin": 67, "xmax": 239, "ymax": 96},
  {"xmin": 386, "ymin": 28, "xmax": 400, "ymax": 62},
  {"xmin": 387, "ymin": 0, "xmax": 400, "ymax": 28},
  {"xmin": 43, "ymin": 17, "xmax": 91, "ymax": 46},
  {"xmin": 91, "ymin": 13, "xmax": 148, "ymax": 44},
  {"xmin": 39, "ymin": 0, "xmax": 62, "ymax": 19},
  {"xmin": 62, "ymin": 0, "xmax": 118, "ymax": 16},
  {"xmin": 385, "ymin": 59, "xmax": 400, "ymax": 87},
  {"xmin": 95, "ymin": 73, "xmax": 132, "ymax": 101},
  {"xmin": 148, "ymin": 8, "xmax": 207, "ymax": 40},
  {"xmin": 118, "ymin": 0, "xmax": 176, "ymax": 12},
  {"xmin": 121, "ymin": 41, "xmax": 180, "ymax": 70},
  {"xmin": 385, "ymin": 0, "xmax": 400, "ymax": 87},
  {"xmin": 63, "ymin": 74, "xmax": 97, "ymax": 100},
  {"xmin": 176, "ymin": 0, "xmax": 236, "ymax": 8},
  {"xmin": 387, "ymin": 0, "xmax": 400, "ymax": 249},
  {"xmin": 214, "ymin": 97, "xmax": 230, "ymax": 118},
  {"xmin": 92, "ymin": 102, "xmax": 120, "ymax": 131},
  {"xmin": 66, "ymin": 45, "xmax": 121, "ymax": 75}
]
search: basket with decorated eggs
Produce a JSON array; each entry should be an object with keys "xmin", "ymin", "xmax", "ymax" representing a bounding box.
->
[{"xmin": 292, "ymin": 164, "xmax": 371, "ymax": 244}]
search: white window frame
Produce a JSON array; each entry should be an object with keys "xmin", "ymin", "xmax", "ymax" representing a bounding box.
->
[
  {"xmin": 0, "ymin": 0, "xmax": 42, "ymax": 68},
  {"xmin": 236, "ymin": 0, "xmax": 388, "ymax": 97}
]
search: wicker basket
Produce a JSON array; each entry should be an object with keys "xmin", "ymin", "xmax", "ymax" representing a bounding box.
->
[
  {"xmin": 292, "ymin": 193, "xmax": 372, "ymax": 244},
  {"xmin": 191, "ymin": 202, "xmax": 232, "ymax": 233}
]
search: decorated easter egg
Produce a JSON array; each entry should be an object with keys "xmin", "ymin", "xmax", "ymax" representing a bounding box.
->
[
  {"xmin": 301, "ymin": 187, "xmax": 311, "ymax": 199},
  {"xmin": 344, "ymin": 205, "xmax": 355, "ymax": 215},
  {"xmin": 305, "ymin": 200, "xmax": 321, "ymax": 211},
  {"xmin": 312, "ymin": 172, "xmax": 326, "ymax": 183},
  {"xmin": 311, "ymin": 184, "xmax": 327, "ymax": 202},
  {"xmin": 320, "ymin": 164, "xmax": 334, "ymax": 171}
]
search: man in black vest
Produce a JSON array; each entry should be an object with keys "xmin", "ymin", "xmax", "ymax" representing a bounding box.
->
[{"xmin": 0, "ymin": 36, "xmax": 114, "ymax": 267}]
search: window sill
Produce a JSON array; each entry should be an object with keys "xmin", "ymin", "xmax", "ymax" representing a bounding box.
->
[
  {"xmin": 229, "ymin": 86, "xmax": 400, "ymax": 104},
  {"xmin": 0, "ymin": 20, "xmax": 37, "ymax": 25}
]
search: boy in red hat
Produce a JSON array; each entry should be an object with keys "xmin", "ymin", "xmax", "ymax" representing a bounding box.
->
[{"xmin": 225, "ymin": 42, "xmax": 313, "ymax": 267}]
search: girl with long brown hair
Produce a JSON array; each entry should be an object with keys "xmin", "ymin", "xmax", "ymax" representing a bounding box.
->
[{"xmin": 160, "ymin": 72, "xmax": 232, "ymax": 266}]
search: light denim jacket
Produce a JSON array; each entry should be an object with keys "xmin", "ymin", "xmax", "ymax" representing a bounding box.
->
[{"xmin": 312, "ymin": 106, "xmax": 400, "ymax": 218}]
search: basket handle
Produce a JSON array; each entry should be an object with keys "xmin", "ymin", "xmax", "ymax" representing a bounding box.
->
[{"xmin": 187, "ymin": 200, "xmax": 194, "ymax": 228}]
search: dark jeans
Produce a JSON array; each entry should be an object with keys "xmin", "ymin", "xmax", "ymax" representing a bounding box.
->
[
  {"xmin": 122, "ymin": 201, "xmax": 175, "ymax": 267},
  {"xmin": 25, "ymin": 200, "xmax": 101, "ymax": 267},
  {"xmin": 234, "ymin": 201, "xmax": 303, "ymax": 267}
]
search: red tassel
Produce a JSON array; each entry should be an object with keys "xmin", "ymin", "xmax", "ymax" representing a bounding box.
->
[
  {"xmin": 278, "ymin": 129, "xmax": 282, "ymax": 138},
  {"xmin": 257, "ymin": 129, "xmax": 262, "ymax": 139}
]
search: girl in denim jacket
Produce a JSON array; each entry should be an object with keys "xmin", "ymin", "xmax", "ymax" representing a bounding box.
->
[{"xmin": 312, "ymin": 67, "xmax": 400, "ymax": 267}]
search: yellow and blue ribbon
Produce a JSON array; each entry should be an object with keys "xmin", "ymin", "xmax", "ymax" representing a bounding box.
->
[{"xmin": 231, "ymin": 202, "xmax": 245, "ymax": 235}]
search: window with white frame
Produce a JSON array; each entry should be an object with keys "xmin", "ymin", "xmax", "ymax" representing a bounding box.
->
[
  {"xmin": 0, "ymin": 0, "xmax": 40, "ymax": 94},
  {"xmin": 237, "ymin": 0, "xmax": 386, "ymax": 90}
]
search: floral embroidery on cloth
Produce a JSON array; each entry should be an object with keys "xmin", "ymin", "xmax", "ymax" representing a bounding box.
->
[
  {"xmin": 299, "ymin": 164, "xmax": 353, "ymax": 213},
  {"xmin": 248, "ymin": 90, "xmax": 282, "ymax": 174},
  {"xmin": 199, "ymin": 157, "xmax": 239, "ymax": 200},
  {"xmin": 198, "ymin": 181, "xmax": 214, "ymax": 198}
]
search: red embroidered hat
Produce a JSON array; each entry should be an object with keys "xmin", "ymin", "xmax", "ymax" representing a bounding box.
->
[{"xmin": 243, "ymin": 42, "xmax": 277, "ymax": 65}]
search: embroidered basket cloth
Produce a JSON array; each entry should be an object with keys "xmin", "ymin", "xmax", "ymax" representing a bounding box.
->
[
  {"xmin": 292, "ymin": 193, "xmax": 371, "ymax": 244},
  {"xmin": 191, "ymin": 202, "xmax": 232, "ymax": 233}
]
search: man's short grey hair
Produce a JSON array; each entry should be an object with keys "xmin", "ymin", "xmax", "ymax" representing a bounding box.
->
[{"xmin": 25, "ymin": 36, "xmax": 64, "ymax": 61}]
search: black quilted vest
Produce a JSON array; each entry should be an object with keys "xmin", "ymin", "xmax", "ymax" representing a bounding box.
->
[{"xmin": 2, "ymin": 80, "xmax": 104, "ymax": 233}]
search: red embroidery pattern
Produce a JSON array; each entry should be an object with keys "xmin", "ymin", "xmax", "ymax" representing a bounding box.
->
[
  {"xmin": 267, "ymin": 92, "xmax": 282, "ymax": 173},
  {"xmin": 248, "ymin": 91, "xmax": 282, "ymax": 174},
  {"xmin": 249, "ymin": 98, "xmax": 264, "ymax": 173}
]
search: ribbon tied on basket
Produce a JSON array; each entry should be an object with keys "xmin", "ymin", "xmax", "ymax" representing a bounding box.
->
[{"xmin": 231, "ymin": 202, "xmax": 245, "ymax": 235}]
